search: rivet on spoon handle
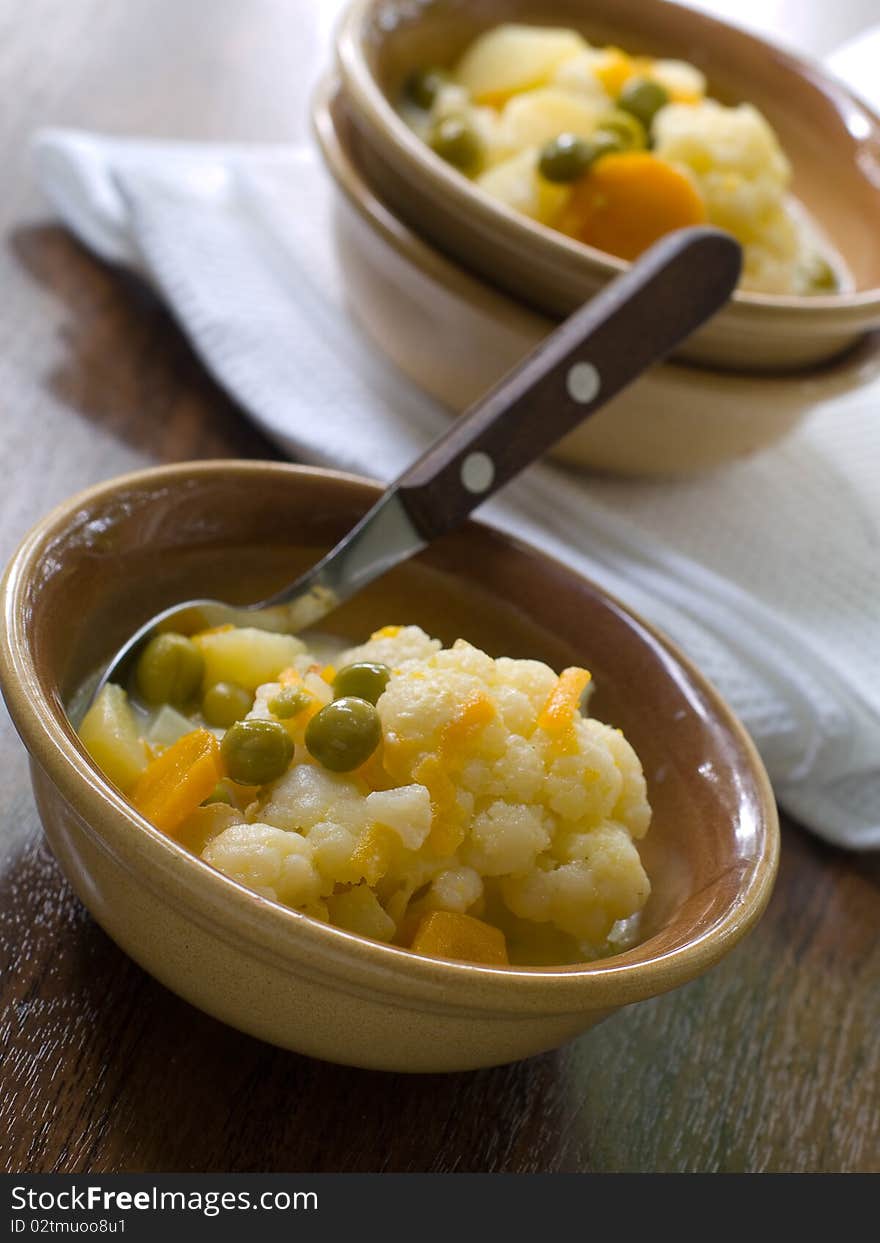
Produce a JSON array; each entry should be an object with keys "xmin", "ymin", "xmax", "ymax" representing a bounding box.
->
[{"xmin": 395, "ymin": 226, "xmax": 742, "ymax": 541}]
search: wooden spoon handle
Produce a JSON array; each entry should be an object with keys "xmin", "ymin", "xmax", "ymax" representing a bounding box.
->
[{"xmin": 394, "ymin": 226, "xmax": 741, "ymax": 539}]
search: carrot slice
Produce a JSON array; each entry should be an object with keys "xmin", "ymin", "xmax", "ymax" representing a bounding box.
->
[
  {"xmin": 439, "ymin": 691, "xmax": 496, "ymax": 757},
  {"xmin": 418, "ymin": 692, "xmax": 497, "ymax": 855},
  {"xmin": 131, "ymin": 728, "xmax": 222, "ymax": 836},
  {"xmin": 559, "ymin": 152, "xmax": 707, "ymax": 261},
  {"xmin": 344, "ymin": 823, "xmax": 401, "ymax": 887},
  {"xmin": 537, "ymin": 667, "xmax": 591, "ymax": 736},
  {"xmin": 593, "ymin": 47, "xmax": 635, "ymax": 97},
  {"xmin": 410, "ymin": 911, "xmax": 509, "ymax": 966}
]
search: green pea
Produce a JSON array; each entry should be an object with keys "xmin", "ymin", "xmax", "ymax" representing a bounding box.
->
[
  {"xmin": 595, "ymin": 109, "xmax": 648, "ymax": 151},
  {"xmin": 202, "ymin": 681, "xmax": 252, "ymax": 729},
  {"xmin": 332, "ymin": 662, "xmax": 391, "ymax": 705},
  {"xmin": 617, "ymin": 77, "xmax": 670, "ymax": 130},
  {"xmin": 305, "ymin": 697, "xmax": 382, "ymax": 773},
  {"xmin": 268, "ymin": 685, "xmax": 311, "ymax": 719},
  {"xmin": 428, "ymin": 115, "xmax": 484, "ymax": 174},
  {"xmin": 538, "ymin": 133, "xmax": 596, "ymax": 183},
  {"xmin": 221, "ymin": 719, "xmax": 294, "ymax": 786},
  {"xmin": 135, "ymin": 633, "xmax": 204, "ymax": 706},
  {"xmin": 403, "ymin": 67, "xmax": 448, "ymax": 110}
]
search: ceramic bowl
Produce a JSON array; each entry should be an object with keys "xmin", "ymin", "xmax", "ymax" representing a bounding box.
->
[
  {"xmin": 335, "ymin": 0, "xmax": 880, "ymax": 371},
  {"xmin": 313, "ymin": 76, "xmax": 880, "ymax": 478},
  {"xmin": 0, "ymin": 461, "xmax": 778, "ymax": 1071}
]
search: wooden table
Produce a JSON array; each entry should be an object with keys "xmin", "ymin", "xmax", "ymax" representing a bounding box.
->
[{"xmin": 1, "ymin": 0, "xmax": 878, "ymax": 1175}]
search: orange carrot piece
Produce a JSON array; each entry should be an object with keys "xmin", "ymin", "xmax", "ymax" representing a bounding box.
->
[
  {"xmin": 353, "ymin": 745, "xmax": 391, "ymax": 793},
  {"xmin": 415, "ymin": 754, "xmax": 464, "ymax": 855},
  {"xmin": 559, "ymin": 152, "xmax": 707, "ymax": 261},
  {"xmin": 345, "ymin": 823, "xmax": 400, "ymax": 887},
  {"xmin": 410, "ymin": 911, "xmax": 509, "ymax": 966},
  {"xmin": 439, "ymin": 692, "xmax": 496, "ymax": 756},
  {"xmin": 537, "ymin": 667, "xmax": 591, "ymax": 735},
  {"xmin": 593, "ymin": 47, "xmax": 634, "ymax": 96},
  {"xmin": 131, "ymin": 728, "xmax": 223, "ymax": 836}
]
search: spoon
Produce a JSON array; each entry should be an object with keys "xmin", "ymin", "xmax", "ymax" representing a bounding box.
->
[{"xmin": 84, "ymin": 226, "xmax": 741, "ymax": 713}]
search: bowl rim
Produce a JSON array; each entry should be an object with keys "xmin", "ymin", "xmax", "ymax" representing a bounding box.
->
[
  {"xmin": 335, "ymin": 0, "xmax": 880, "ymax": 316},
  {"xmin": 0, "ymin": 460, "xmax": 779, "ymax": 1015}
]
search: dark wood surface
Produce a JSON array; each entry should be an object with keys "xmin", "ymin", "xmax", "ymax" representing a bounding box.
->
[{"xmin": 1, "ymin": 0, "xmax": 878, "ymax": 1175}]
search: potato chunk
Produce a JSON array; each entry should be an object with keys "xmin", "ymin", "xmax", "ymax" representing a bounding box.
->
[
  {"xmin": 78, "ymin": 683, "xmax": 148, "ymax": 793},
  {"xmin": 500, "ymin": 86, "xmax": 604, "ymax": 149},
  {"xmin": 477, "ymin": 148, "xmax": 571, "ymax": 225},
  {"xmin": 326, "ymin": 884, "xmax": 396, "ymax": 942},
  {"xmin": 455, "ymin": 24, "xmax": 586, "ymax": 104},
  {"xmin": 193, "ymin": 627, "xmax": 306, "ymax": 692}
]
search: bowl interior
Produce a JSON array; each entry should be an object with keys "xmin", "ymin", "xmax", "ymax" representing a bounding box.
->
[
  {"xmin": 353, "ymin": 0, "xmax": 880, "ymax": 298},
  {"xmin": 13, "ymin": 464, "xmax": 774, "ymax": 971}
]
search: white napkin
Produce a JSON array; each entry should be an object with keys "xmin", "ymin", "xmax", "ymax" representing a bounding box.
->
[{"xmin": 30, "ymin": 48, "xmax": 880, "ymax": 851}]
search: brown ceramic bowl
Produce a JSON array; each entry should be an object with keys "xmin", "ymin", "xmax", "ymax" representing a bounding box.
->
[
  {"xmin": 335, "ymin": 0, "xmax": 880, "ymax": 371},
  {"xmin": 314, "ymin": 74, "xmax": 880, "ymax": 477},
  {"xmin": 0, "ymin": 462, "xmax": 778, "ymax": 1071}
]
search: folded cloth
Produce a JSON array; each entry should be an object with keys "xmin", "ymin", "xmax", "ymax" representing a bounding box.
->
[{"xmin": 30, "ymin": 44, "xmax": 880, "ymax": 850}]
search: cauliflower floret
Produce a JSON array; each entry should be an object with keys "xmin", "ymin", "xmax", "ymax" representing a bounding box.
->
[
  {"xmin": 428, "ymin": 866, "xmax": 484, "ymax": 913},
  {"xmin": 501, "ymin": 824, "xmax": 650, "ymax": 943},
  {"xmin": 491, "ymin": 735, "xmax": 546, "ymax": 802},
  {"xmin": 339, "ymin": 624, "xmax": 441, "ymax": 674},
  {"xmin": 433, "ymin": 639, "xmax": 496, "ymax": 682},
  {"xmin": 465, "ymin": 801, "xmax": 551, "ymax": 876},
  {"xmin": 493, "ymin": 656, "xmax": 558, "ymax": 715},
  {"xmin": 491, "ymin": 683, "xmax": 538, "ymax": 736},
  {"xmin": 203, "ymin": 822, "xmax": 322, "ymax": 908},
  {"xmin": 652, "ymin": 99, "xmax": 811, "ymax": 292},
  {"xmin": 307, "ymin": 820, "xmax": 359, "ymax": 889},
  {"xmin": 254, "ymin": 763, "xmax": 363, "ymax": 833},
  {"xmin": 598, "ymin": 721, "xmax": 652, "ymax": 839},
  {"xmin": 652, "ymin": 98, "xmax": 802, "ymax": 291},
  {"xmin": 378, "ymin": 665, "xmax": 488, "ymax": 757},
  {"xmin": 543, "ymin": 716, "xmax": 623, "ymax": 823},
  {"xmin": 654, "ymin": 100, "xmax": 789, "ymax": 192},
  {"xmin": 460, "ymin": 735, "xmax": 544, "ymax": 803},
  {"xmin": 248, "ymin": 680, "xmax": 283, "ymax": 721},
  {"xmin": 364, "ymin": 785, "xmax": 433, "ymax": 850}
]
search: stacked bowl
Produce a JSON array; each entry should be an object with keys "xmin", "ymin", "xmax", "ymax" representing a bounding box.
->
[{"xmin": 318, "ymin": 0, "xmax": 880, "ymax": 476}]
